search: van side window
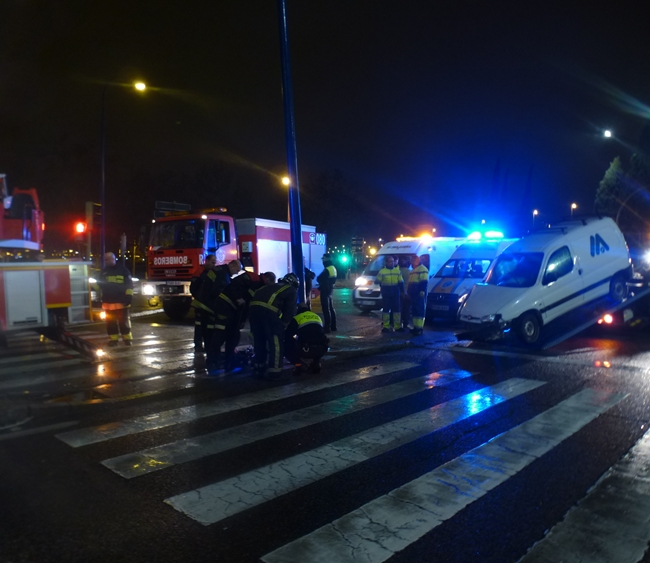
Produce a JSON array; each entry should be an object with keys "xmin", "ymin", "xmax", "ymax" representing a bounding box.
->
[{"xmin": 543, "ymin": 246, "xmax": 573, "ymax": 285}]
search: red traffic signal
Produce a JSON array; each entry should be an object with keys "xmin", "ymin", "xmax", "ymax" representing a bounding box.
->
[{"xmin": 75, "ymin": 222, "xmax": 87, "ymax": 234}]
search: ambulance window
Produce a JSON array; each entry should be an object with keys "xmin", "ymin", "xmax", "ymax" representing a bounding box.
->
[{"xmin": 543, "ymin": 246, "xmax": 573, "ymax": 285}]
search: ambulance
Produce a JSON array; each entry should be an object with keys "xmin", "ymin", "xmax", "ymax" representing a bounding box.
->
[
  {"xmin": 459, "ymin": 217, "xmax": 632, "ymax": 344},
  {"xmin": 353, "ymin": 235, "xmax": 465, "ymax": 313},
  {"xmin": 427, "ymin": 233, "xmax": 517, "ymax": 320}
]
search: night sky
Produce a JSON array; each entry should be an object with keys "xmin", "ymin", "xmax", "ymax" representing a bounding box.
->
[{"xmin": 1, "ymin": 1, "xmax": 649, "ymax": 249}]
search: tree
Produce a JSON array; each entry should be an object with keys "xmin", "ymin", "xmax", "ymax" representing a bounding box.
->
[{"xmin": 594, "ymin": 157, "xmax": 626, "ymax": 217}]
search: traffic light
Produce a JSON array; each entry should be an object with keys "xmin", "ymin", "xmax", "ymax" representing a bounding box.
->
[{"xmin": 74, "ymin": 221, "xmax": 87, "ymax": 242}]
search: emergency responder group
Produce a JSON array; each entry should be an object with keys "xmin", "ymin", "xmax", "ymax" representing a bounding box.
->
[
  {"xmin": 99, "ymin": 248, "xmax": 428, "ymax": 379},
  {"xmin": 376, "ymin": 254, "xmax": 429, "ymax": 335},
  {"xmin": 186, "ymin": 253, "xmax": 336, "ymax": 380}
]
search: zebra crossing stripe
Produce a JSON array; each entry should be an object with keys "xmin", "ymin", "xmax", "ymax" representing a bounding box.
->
[
  {"xmin": 0, "ymin": 358, "xmax": 85, "ymax": 378},
  {"xmin": 518, "ymin": 428, "xmax": 650, "ymax": 563},
  {"xmin": 0, "ymin": 351, "xmax": 81, "ymax": 366},
  {"xmin": 261, "ymin": 388, "xmax": 628, "ymax": 563},
  {"xmin": 165, "ymin": 378, "xmax": 544, "ymax": 525},
  {"xmin": 56, "ymin": 362, "xmax": 418, "ymax": 447},
  {"xmin": 102, "ymin": 369, "xmax": 476, "ymax": 479}
]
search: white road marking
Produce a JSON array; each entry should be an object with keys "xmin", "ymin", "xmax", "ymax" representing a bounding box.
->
[
  {"xmin": 0, "ymin": 421, "xmax": 79, "ymax": 441},
  {"xmin": 166, "ymin": 378, "xmax": 544, "ymax": 525},
  {"xmin": 103, "ymin": 369, "xmax": 475, "ymax": 478},
  {"xmin": 518, "ymin": 428, "xmax": 650, "ymax": 563},
  {"xmin": 262, "ymin": 388, "xmax": 627, "ymax": 563},
  {"xmin": 56, "ymin": 362, "xmax": 419, "ymax": 447}
]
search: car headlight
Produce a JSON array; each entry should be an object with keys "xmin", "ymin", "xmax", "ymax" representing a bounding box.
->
[
  {"xmin": 481, "ymin": 314, "xmax": 497, "ymax": 323},
  {"xmin": 457, "ymin": 293, "xmax": 468, "ymax": 304},
  {"xmin": 355, "ymin": 277, "xmax": 372, "ymax": 287},
  {"xmin": 89, "ymin": 277, "xmax": 97, "ymax": 284},
  {"xmin": 142, "ymin": 283, "xmax": 156, "ymax": 296}
]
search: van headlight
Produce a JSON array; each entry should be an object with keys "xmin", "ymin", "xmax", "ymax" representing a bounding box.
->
[
  {"xmin": 142, "ymin": 283, "xmax": 156, "ymax": 296},
  {"xmin": 355, "ymin": 276, "xmax": 372, "ymax": 287}
]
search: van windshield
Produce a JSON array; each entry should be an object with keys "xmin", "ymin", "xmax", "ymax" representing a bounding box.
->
[
  {"xmin": 486, "ymin": 252, "xmax": 544, "ymax": 288},
  {"xmin": 435, "ymin": 258, "xmax": 492, "ymax": 279},
  {"xmin": 364, "ymin": 254, "xmax": 415, "ymax": 277}
]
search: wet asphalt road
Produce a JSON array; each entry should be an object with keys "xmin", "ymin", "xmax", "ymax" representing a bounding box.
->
[{"xmin": 2, "ymin": 289, "xmax": 650, "ymax": 563}]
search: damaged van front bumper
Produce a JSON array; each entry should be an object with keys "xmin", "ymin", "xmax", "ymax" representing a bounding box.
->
[{"xmin": 457, "ymin": 314, "xmax": 511, "ymax": 341}]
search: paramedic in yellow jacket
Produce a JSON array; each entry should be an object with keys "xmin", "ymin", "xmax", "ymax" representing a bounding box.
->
[
  {"xmin": 376, "ymin": 256, "xmax": 405, "ymax": 332},
  {"xmin": 407, "ymin": 254, "xmax": 429, "ymax": 335}
]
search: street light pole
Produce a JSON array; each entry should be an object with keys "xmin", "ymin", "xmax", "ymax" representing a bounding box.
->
[
  {"xmin": 532, "ymin": 209, "xmax": 538, "ymax": 230},
  {"xmin": 571, "ymin": 202, "xmax": 577, "ymax": 219},
  {"xmin": 277, "ymin": 0, "xmax": 306, "ymax": 304},
  {"xmin": 100, "ymin": 85, "xmax": 107, "ymax": 268}
]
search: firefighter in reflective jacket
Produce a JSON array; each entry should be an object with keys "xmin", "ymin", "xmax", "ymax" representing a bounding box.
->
[
  {"xmin": 407, "ymin": 254, "xmax": 429, "ymax": 335},
  {"xmin": 249, "ymin": 273, "xmax": 298, "ymax": 380},
  {"xmin": 317, "ymin": 254, "xmax": 337, "ymax": 332},
  {"xmin": 284, "ymin": 305, "xmax": 330, "ymax": 375},
  {"xmin": 98, "ymin": 252, "xmax": 134, "ymax": 346},
  {"xmin": 190, "ymin": 254, "xmax": 217, "ymax": 353},
  {"xmin": 376, "ymin": 255, "xmax": 404, "ymax": 332},
  {"xmin": 192, "ymin": 258, "xmax": 230, "ymax": 355},
  {"xmin": 207, "ymin": 261, "xmax": 254, "ymax": 374}
]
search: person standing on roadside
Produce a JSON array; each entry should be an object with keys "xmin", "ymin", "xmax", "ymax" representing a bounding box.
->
[
  {"xmin": 376, "ymin": 256, "xmax": 404, "ymax": 333},
  {"xmin": 399, "ymin": 255, "xmax": 412, "ymax": 330},
  {"xmin": 207, "ymin": 260, "xmax": 254, "ymax": 374},
  {"xmin": 195, "ymin": 256, "xmax": 230, "ymax": 356},
  {"xmin": 408, "ymin": 254, "xmax": 429, "ymax": 335},
  {"xmin": 317, "ymin": 254, "xmax": 337, "ymax": 333},
  {"xmin": 190, "ymin": 254, "xmax": 216, "ymax": 354},
  {"xmin": 98, "ymin": 252, "xmax": 134, "ymax": 346},
  {"xmin": 304, "ymin": 266, "xmax": 316, "ymax": 310}
]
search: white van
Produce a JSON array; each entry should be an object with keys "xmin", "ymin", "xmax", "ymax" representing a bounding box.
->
[
  {"xmin": 428, "ymin": 237, "xmax": 517, "ymax": 320},
  {"xmin": 459, "ymin": 217, "xmax": 632, "ymax": 344},
  {"xmin": 353, "ymin": 236, "xmax": 464, "ymax": 312}
]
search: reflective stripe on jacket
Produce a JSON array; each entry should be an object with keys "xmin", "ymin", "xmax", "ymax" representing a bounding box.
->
[
  {"xmin": 407, "ymin": 265, "xmax": 429, "ymax": 296},
  {"xmin": 376, "ymin": 267, "xmax": 404, "ymax": 297}
]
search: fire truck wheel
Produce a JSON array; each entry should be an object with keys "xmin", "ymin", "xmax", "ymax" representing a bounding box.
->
[{"xmin": 162, "ymin": 300, "xmax": 192, "ymax": 321}]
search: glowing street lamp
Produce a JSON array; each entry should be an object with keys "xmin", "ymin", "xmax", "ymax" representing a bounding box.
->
[
  {"xmin": 532, "ymin": 209, "xmax": 538, "ymax": 229},
  {"xmin": 604, "ymin": 130, "xmax": 612, "ymax": 138},
  {"xmin": 571, "ymin": 203, "xmax": 577, "ymax": 218}
]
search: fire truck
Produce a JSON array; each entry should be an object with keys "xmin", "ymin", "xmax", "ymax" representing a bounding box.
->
[
  {"xmin": 0, "ymin": 175, "xmax": 95, "ymax": 356},
  {"xmin": 142, "ymin": 209, "xmax": 327, "ymax": 320}
]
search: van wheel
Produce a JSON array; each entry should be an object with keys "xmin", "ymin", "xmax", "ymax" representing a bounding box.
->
[
  {"xmin": 515, "ymin": 312, "xmax": 541, "ymax": 344},
  {"xmin": 609, "ymin": 275, "xmax": 627, "ymax": 302}
]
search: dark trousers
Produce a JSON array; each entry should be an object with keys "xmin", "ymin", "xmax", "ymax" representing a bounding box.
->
[
  {"xmin": 401, "ymin": 294, "xmax": 411, "ymax": 328},
  {"xmin": 193, "ymin": 308, "xmax": 205, "ymax": 350},
  {"xmin": 284, "ymin": 335, "xmax": 328, "ymax": 365},
  {"xmin": 106, "ymin": 307, "xmax": 132, "ymax": 342},
  {"xmin": 321, "ymin": 290, "xmax": 337, "ymax": 330},
  {"xmin": 249, "ymin": 308, "xmax": 285, "ymax": 375},
  {"xmin": 207, "ymin": 306, "xmax": 242, "ymax": 369}
]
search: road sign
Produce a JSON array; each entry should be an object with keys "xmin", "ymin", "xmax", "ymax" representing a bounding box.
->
[{"xmin": 155, "ymin": 201, "xmax": 191, "ymax": 212}]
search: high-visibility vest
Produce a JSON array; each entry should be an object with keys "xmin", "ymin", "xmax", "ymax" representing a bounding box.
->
[{"xmin": 294, "ymin": 310, "xmax": 323, "ymax": 328}]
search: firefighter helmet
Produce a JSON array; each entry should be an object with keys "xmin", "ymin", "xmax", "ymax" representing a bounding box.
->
[{"xmin": 281, "ymin": 273, "xmax": 299, "ymax": 288}]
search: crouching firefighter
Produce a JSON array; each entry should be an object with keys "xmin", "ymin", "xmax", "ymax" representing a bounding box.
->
[
  {"xmin": 249, "ymin": 273, "xmax": 298, "ymax": 381},
  {"xmin": 284, "ymin": 305, "xmax": 330, "ymax": 375}
]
